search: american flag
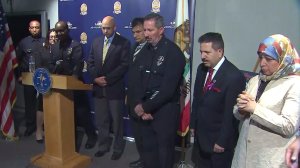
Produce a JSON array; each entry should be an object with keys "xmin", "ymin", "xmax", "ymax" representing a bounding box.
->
[{"xmin": 0, "ymin": 2, "xmax": 17, "ymax": 139}]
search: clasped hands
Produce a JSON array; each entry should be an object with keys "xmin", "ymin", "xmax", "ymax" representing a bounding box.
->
[
  {"xmin": 94, "ymin": 76, "xmax": 107, "ymax": 87},
  {"xmin": 134, "ymin": 104, "xmax": 153, "ymax": 120},
  {"xmin": 236, "ymin": 91, "xmax": 256, "ymax": 116}
]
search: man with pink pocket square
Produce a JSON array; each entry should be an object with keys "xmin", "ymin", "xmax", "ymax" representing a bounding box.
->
[{"xmin": 190, "ymin": 32, "xmax": 246, "ymax": 168}]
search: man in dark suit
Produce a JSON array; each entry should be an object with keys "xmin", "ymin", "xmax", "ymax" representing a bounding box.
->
[
  {"xmin": 190, "ymin": 32, "xmax": 246, "ymax": 168},
  {"xmin": 127, "ymin": 17, "xmax": 147, "ymax": 168},
  {"xmin": 87, "ymin": 16, "xmax": 130, "ymax": 160}
]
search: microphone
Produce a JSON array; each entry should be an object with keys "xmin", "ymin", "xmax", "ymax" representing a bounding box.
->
[{"xmin": 53, "ymin": 60, "xmax": 63, "ymax": 74}]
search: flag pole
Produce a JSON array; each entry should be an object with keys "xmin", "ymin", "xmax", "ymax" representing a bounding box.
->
[{"xmin": 175, "ymin": 0, "xmax": 195, "ymax": 166}]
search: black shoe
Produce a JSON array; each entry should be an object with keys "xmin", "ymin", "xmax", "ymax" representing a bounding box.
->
[
  {"xmin": 85, "ymin": 137, "xmax": 97, "ymax": 149},
  {"xmin": 94, "ymin": 150, "xmax": 109, "ymax": 157},
  {"xmin": 111, "ymin": 152, "xmax": 122, "ymax": 160},
  {"xmin": 24, "ymin": 128, "xmax": 35, "ymax": 137},
  {"xmin": 129, "ymin": 159, "xmax": 144, "ymax": 168}
]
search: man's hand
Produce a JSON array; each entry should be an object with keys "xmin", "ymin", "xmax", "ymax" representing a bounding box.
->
[
  {"xmin": 134, "ymin": 104, "xmax": 154, "ymax": 120},
  {"xmin": 94, "ymin": 76, "xmax": 107, "ymax": 86},
  {"xmin": 286, "ymin": 137, "xmax": 300, "ymax": 168},
  {"xmin": 134, "ymin": 104, "xmax": 145, "ymax": 117},
  {"xmin": 213, "ymin": 143, "xmax": 225, "ymax": 153},
  {"xmin": 141, "ymin": 113, "xmax": 153, "ymax": 120}
]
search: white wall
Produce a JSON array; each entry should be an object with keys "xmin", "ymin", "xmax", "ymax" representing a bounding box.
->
[
  {"xmin": 1, "ymin": 0, "xmax": 58, "ymax": 28},
  {"xmin": 192, "ymin": 0, "xmax": 300, "ymax": 92}
]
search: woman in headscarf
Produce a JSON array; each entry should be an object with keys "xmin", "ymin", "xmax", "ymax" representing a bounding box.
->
[{"xmin": 231, "ymin": 34, "xmax": 300, "ymax": 168}]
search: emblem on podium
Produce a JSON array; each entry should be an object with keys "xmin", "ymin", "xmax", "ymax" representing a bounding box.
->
[{"xmin": 33, "ymin": 68, "xmax": 52, "ymax": 94}]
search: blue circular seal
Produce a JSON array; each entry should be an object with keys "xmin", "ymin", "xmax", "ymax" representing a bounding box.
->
[{"xmin": 33, "ymin": 68, "xmax": 52, "ymax": 94}]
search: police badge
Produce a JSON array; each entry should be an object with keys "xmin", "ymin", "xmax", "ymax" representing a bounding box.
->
[
  {"xmin": 113, "ymin": 1, "xmax": 122, "ymax": 14},
  {"xmin": 80, "ymin": 3, "xmax": 87, "ymax": 15},
  {"xmin": 151, "ymin": 0, "xmax": 160, "ymax": 13},
  {"xmin": 67, "ymin": 47, "xmax": 72, "ymax": 55},
  {"xmin": 157, "ymin": 56, "xmax": 164, "ymax": 66},
  {"xmin": 80, "ymin": 32, "xmax": 87, "ymax": 44}
]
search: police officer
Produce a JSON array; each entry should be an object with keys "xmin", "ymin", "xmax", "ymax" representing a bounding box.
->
[
  {"xmin": 16, "ymin": 20, "xmax": 45, "ymax": 137},
  {"xmin": 52, "ymin": 21, "xmax": 97, "ymax": 151},
  {"xmin": 127, "ymin": 17, "xmax": 147, "ymax": 168},
  {"xmin": 132, "ymin": 13, "xmax": 185, "ymax": 168}
]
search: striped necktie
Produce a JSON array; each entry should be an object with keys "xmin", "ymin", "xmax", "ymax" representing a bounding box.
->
[{"xmin": 133, "ymin": 44, "xmax": 143, "ymax": 61}]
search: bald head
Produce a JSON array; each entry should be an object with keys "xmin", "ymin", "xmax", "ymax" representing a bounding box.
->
[
  {"xmin": 55, "ymin": 21, "xmax": 69, "ymax": 41},
  {"xmin": 29, "ymin": 20, "xmax": 41, "ymax": 37},
  {"xmin": 55, "ymin": 21, "xmax": 68, "ymax": 31},
  {"xmin": 101, "ymin": 16, "xmax": 116, "ymax": 38}
]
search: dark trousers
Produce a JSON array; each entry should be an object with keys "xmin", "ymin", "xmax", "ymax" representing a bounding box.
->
[
  {"xmin": 94, "ymin": 97, "xmax": 125, "ymax": 153},
  {"xmin": 193, "ymin": 143, "xmax": 234, "ymax": 168},
  {"xmin": 23, "ymin": 85, "xmax": 37, "ymax": 130},
  {"xmin": 74, "ymin": 91, "xmax": 96, "ymax": 138},
  {"xmin": 129, "ymin": 115, "xmax": 143, "ymax": 160},
  {"xmin": 141, "ymin": 102, "xmax": 179, "ymax": 168}
]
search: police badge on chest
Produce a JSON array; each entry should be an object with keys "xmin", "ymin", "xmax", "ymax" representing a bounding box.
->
[
  {"xmin": 157, "ymin": 56, "xmax": 164, "ymax": 66},
  {"xmin": 67, "ymin": 47, "xmax": 72, "ymax": 55}
]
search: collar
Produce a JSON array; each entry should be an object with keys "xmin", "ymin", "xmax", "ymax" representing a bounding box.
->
[
  {"xmin": 212, "ymin": 56, "xmax": 225, "ymax": 72},
  {"xmin": 208, "ymin": 56, "xmax": 225, "ymax": 78},
  {"xmin": 104, "ymin": 33, "xmax": 115, "ymax": 44},
  {"xmin": 138, "ymin": 41, "xmax": 147, "ymax": 47},
  {"xmin": 29, "ymin": 35, "xmax": 43, "ymax": 42},
  {"xmin": 149, "ymin": 36, "xmax": 166, "ymax": 50}
]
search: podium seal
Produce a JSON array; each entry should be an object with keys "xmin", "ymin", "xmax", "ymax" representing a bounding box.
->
[{"xmin": 33, "ymin": 68, "xmax": 52, "ymax": 94}]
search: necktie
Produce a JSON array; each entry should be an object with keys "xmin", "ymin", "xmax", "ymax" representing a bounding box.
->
[
  {"xmin": 203, "ymin": 68, "xmax": 214, "ymax": 93},
  {"xmin": 133, "ymin": 44, "xmax": 143, "ymax": 61},
  {"xmin": 102, "ymin": 39, "xmax": 109, "ymax": 64}
]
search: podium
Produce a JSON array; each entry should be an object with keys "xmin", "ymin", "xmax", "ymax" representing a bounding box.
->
[{"xmin": 22, "ymin": 72, "xmax": 92, "ymax": 168}]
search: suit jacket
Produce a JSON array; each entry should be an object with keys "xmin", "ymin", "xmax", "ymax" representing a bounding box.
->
[
  {"xmin": 191, "ymin": 58, "xmax": 246, "ymax": 153},
  {"xmin": 87, "ymin": 34, "xmax": 130, "ymax": 99}
]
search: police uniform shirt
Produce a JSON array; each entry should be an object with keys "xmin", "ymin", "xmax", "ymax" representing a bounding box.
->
[
  {"xmin": 16, "ymin": 36, "xmax": 45, "ymax": 74},
  {"xmin": 52, "ymin": 37, "xmax": 83, "ymax": 76},
  {"xmin": 138, "ymin": 36, "xmax": 186, "ymax": 113}
]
